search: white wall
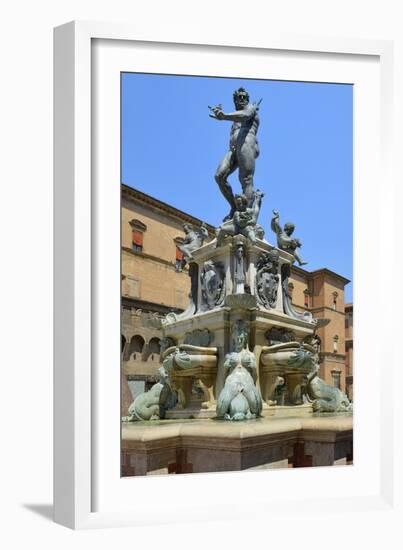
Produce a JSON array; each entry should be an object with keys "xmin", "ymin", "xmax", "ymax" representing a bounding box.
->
[{"xmin": 1, "ymin": 0, "xmax": 402, "ymax": 546}]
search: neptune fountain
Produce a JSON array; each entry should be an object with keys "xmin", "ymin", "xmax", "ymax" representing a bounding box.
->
[{"xmin": 121, "ymin": 87, "xmax": 352, "ymax": 475}]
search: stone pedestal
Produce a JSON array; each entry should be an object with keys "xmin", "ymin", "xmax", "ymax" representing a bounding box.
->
[
  {"xmin": 160, "ymin": 236, "xmax": 317, "ymax": 419},
  {"xmin": 121, "ymin": 416, "xmax": 353, "ymax": 476}
]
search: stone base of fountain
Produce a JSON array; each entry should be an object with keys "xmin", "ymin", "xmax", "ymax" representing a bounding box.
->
[{"xmin": 121, "ymin": 415, "xmax": 353, "ymax": 476}]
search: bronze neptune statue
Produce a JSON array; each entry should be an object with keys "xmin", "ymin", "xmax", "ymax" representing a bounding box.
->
[{"xmin": 209, "ymin": 87, "xmax": 261, "ymax": 221}]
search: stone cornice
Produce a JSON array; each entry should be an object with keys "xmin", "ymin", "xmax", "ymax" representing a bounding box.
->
[
  {"xmin": 291, "ymin": 265, "xmax": 350, "ymax": 286},
  {"xmin": 122, "ymin": 296, "xmax": 184, "ymax": 315},
  {"xmin": 122, "ymin": 183, "xmax": 215, "ymax": 234}
]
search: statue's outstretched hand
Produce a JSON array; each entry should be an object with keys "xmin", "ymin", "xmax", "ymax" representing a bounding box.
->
[
  {"xmin": 208, "ymin": 104, "xmax": 224, "ymax": 120},
  {"xmin": 213, "ymin": 109, "xmax": 225, "ymax": 120}
]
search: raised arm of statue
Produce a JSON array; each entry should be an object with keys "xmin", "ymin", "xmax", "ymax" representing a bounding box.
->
[
  {"xmin": 211, "ymin": 104, "xmax": 256, "ymax": 123},
  {"xmin": 251, "ymin": 190, "xmax": 264, "ymax": 223},
  {"xmin": 271, "ymin": 209, "xmax": 281, "ymax": 236}
]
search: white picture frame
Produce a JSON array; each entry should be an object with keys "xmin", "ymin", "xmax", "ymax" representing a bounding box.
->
[{"xmin": 54, "ymin": 21, "xmax": 399, "ymax": 531}]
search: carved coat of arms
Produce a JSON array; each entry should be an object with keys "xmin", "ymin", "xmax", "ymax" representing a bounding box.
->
[
  {"xmin": 256, "ymin": 250, "xmax": 280, "ymax": 309},
  {"xmin": 200, "ymin": 260, "xmax": 225, "ymax": 310}
]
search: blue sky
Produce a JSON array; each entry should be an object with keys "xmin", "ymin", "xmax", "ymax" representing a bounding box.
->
[{"xmin": 121, "ymin": 73, "xmax": 353, "ymax": 302}]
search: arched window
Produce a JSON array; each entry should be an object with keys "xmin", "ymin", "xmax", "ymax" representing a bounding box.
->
[
  {"xmin": 332, "ymin": 291, "xmax": 338, "ymax": 311},
  {"xmin": 121, "ymin": 335, "xmax": 126, "ymax": 354},
  {"xmin": 146, "ymin": 337, "xmax": 161, "ymax": 362},
  {"xmin": 333, "ymin": 335, "xmax": 339, "ymax": 353},
  {"xmin": 128, "ymin": 335, "xmax": 145, "ymax": 360}
]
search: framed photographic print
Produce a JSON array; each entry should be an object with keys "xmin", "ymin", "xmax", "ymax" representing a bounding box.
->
[{"xmin": 54, "ymin": 21, "xmax": 397, "ymax": 530}]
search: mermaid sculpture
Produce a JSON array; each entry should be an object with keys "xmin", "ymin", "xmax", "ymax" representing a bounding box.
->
[
  {"xmin": 216, "ymin": 353, "xmax": 262, "ymax": 420},
  {"xmin": 216, "ymin": 320, "xmax": 262, "ymax": 420}
]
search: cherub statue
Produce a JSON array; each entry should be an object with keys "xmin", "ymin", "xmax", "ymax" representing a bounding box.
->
[
  {"xmin": 216, "ymin": 190, "xmax": 264, "ymax": 247},
  {"xmin": 177, "ymin": 222, "xmax": 209, "ymax": 268},
  {"xmin": 270, "ymin": 209, "xmax": 307, "ymax": 266}
]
